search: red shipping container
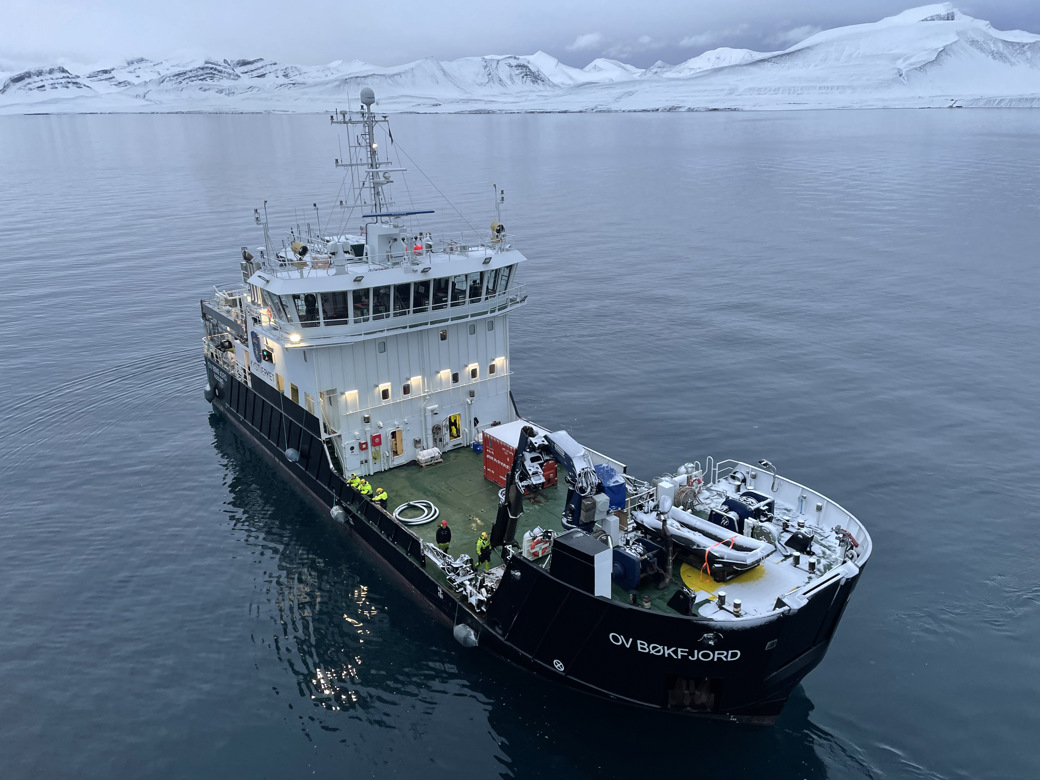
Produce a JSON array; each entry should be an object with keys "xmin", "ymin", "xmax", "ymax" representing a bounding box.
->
[
  {"xmin": 482, "ymin": 432, "xmax": 513, "ymax": 487},
  {"xmin": 482, "ymin": 421, "xmax": 557, "ymax": 491}
]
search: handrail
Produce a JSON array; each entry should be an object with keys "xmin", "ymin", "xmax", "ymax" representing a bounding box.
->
[
  {"xmin": 202, "ymin": 339, "xmax": 250, "ymax": 384},
  {"xmin": 259, "ymin": 240, "xmax": 509, "ymax": 278}
]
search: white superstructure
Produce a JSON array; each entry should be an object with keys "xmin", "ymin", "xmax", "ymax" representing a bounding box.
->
[{"xmin": 204, "ymin": 88, "xmax": 525, "ymax": 476}]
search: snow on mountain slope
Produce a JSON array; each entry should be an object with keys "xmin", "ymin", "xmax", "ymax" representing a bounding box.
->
[
  {"xmin": 0, "ymin": 66, "xmax": 93, "ymax": 97},
  {"xmin": 582, "ymin": 3, "xmax": 1040, "ymax": 111},
  {"xmin": 2, "ymin": 5, "xmax": 1040, "ymax": 113},
  {"xmin": 84, "ymin": 58, "xmax": 178, "ymax": 91},
  {"xmin": 439, "ymin": 55, "xmax": 556, "ymax": 91},
  {"xmin": 665, "ymin": 48, "xmax": 772, "ymax": 77},
  {"xmin": 524, "ymin": 51, "xmax": 592, "ymax": 85},
  {"xmin": 582, "ymin": 58, "xmax": 644, "ymax": 82},
  {"xmin": 231, "ymin": 58, "xmax": 304, "ymax": 81}
]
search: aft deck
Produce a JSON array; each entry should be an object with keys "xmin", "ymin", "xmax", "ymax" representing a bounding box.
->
[
  {"xmin": 371, "ymin": 448, "xmax": 843, "ymax": 618},
  {"xmin": 372, "ymin": 448, "xmax": 714, "ymax": 615},
  {"xmin": 374, "ymin": 446, "xmax": 564, "ymax": 569}
]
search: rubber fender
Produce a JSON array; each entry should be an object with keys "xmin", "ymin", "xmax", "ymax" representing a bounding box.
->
[{"xmin": 453, "ymin": 624, "xmax": 478, "ymax": 648}]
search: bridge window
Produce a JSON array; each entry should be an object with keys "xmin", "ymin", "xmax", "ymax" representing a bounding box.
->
[
  {"xmin": 393, "ymin": 283, "xmax": 411, "ymax": 316},
  {"xmin": 450, "ymin": 276, "xmax": 466, "ymax": 307},
  {"xmin": 433, "ymin": 277, "xmax": 449, "ymax": 310},
  {"xmin": 468, "ymin": 272, "xmax": 484, "ymax": 303},
  {"xmin": 290, "ymin": 294, "xmax": 320, "ymax": 327},
  {"xmin": 413, "ymin": 280, "xmax": 430, "ymax": 313},
  {"xmin": 263, "ymin": 290, "xmax": 291, "ymax": 321},
  {"xmin": 320, "ymin": 291, "xmax": 350, "ymax": 326},
  {"xmin": 352, "ymin": 289, "xmax": 370, "ymax": 323},
  {"xmin": 484, "ymin": 269, "xmax": 499, "ymax": 299},
  {"xmin": 372, "ymin": 286, "xmax": 391, "ymax": 319},
  {"xmin": 497, "ymin": 265, "xmax": 513, "ymax": 294}
]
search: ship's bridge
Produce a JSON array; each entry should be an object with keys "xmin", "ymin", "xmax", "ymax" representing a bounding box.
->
[{"xmin": 245, "ymin": 242, "xmax": 526, "ymax": 344}]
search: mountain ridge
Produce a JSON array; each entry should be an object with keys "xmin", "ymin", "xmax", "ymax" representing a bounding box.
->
[{"xmin": 3, "ymin": 4, "xmax": 1040, "ymax": 113}]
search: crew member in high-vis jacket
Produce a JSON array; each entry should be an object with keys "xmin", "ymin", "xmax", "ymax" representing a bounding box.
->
[{"xmin": 476, "ymin": 532, "xmax": 491, "ymax": 571}]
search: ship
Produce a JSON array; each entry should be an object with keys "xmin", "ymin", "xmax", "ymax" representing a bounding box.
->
[{"xmin": 200, "ymin": 88, "xmax": 871, "ymax": 724}]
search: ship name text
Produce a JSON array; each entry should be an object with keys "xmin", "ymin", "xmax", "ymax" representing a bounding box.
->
[{"xmin": 608, "ymin": 632, "xmax": 741, "ymax": 662}]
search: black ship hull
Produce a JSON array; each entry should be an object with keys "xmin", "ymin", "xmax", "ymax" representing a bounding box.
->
[{"xmin": 205, "ymin": 358, "xmax": 863, "ymax": 724}]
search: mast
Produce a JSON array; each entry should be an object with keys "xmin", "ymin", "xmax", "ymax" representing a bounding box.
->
[
  {"xmin": 331, "ymin": 87, "xmax": 401, "ymax": 218},
  {"xmin": 359, "ymin": 86, "xmax": 385, "ymax": 214}
]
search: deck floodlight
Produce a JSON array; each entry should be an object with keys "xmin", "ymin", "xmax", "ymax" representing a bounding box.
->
[{"xmin": 353, "ymin": 275, "xmax": 365, "ymax": 283}]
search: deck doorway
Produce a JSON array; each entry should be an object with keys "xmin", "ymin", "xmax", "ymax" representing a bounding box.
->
[{"xmin": 433, "ymin": 407, "xmax": 465, "ymax": 452}]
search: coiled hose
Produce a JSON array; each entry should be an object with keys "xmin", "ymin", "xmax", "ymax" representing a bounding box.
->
[{"xmin": 393, "ymin": 500, "xmax": 440, "ymax": 525}]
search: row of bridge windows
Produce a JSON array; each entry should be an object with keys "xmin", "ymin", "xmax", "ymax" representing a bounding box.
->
[{"xmin": 268, "ymin": 265, "xmax": 514, "ymax": 328}]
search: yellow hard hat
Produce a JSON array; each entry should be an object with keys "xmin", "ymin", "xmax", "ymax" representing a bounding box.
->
[{"xmin": 481, "ymin": 532, "xmax": 488, "ymax": 539}]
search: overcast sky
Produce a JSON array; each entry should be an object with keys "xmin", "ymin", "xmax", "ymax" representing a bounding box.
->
[{"xmin": 6, "ymin": 1, "xmax": 1040, "ymax": 71}]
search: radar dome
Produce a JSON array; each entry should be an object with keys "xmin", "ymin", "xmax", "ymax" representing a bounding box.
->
[{"xmin": 360, "ymin": 87, "xmax": 375, "ymax": 107}]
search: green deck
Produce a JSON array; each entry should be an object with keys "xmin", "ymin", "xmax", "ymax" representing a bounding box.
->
[
  {"xmin": 373, "ymin": 446, "xmax": 564, "ymax": 568},
  {"xmin": 371, "ymin": 447, "xmax": 695, "ymax": 613}
]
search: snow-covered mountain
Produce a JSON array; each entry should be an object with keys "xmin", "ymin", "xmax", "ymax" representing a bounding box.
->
[{"xmin": 3, "ymin": 4, "xmax": 1040, "ymax": 113}]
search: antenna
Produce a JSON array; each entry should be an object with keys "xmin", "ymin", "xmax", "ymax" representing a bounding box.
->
[
  {"xmin": 359, "ymin": 87, "xmax": 385, "ymax": 213},
  {"xmin": 262, "ymin": 200, "xmax": 272, "ymax": 262}
]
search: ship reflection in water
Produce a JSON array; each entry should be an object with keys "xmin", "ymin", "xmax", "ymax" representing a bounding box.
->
[
  {"xmin": 210, "ymin": 414, "xmax": 493, "ymax": 728},
  {"xmin": 209, "ymin": 412, "xmax": 865, "ymax": 777}
]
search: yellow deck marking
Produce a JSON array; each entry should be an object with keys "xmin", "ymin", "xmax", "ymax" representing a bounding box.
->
[{"xmin": 679, "ymin": 560, "xmax": 768, "ymax": 597}]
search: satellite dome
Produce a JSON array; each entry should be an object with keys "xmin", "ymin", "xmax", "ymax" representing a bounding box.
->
[{"xmin": 360, "ymin": 87, "xmax": 375, "ymax": 107}]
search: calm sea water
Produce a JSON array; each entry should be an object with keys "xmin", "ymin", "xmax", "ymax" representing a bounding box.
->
[{"xmin": 1, "ymin": 108, "xmax": 1038, "ymax": 779}]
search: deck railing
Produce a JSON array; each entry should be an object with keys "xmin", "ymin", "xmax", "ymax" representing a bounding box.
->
[
  {"xmin": 259, "ymin": 241, "xmax": 506, "ymax": 279},
  {"xmin": 202, "ymin": 340, "xmax": 250, "ymax": 384}
]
